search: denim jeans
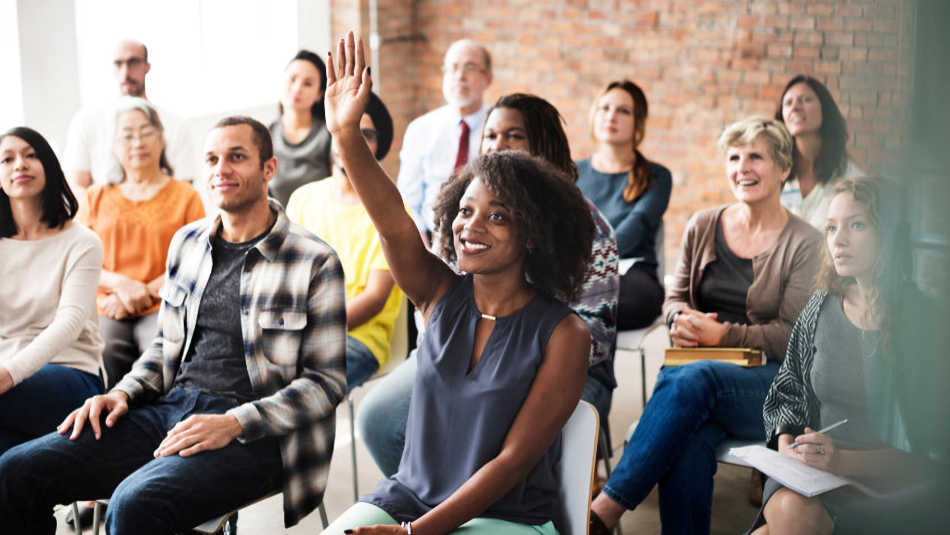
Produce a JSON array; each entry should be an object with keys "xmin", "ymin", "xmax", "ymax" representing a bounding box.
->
[
  {"xmin": 0, "ymin": 364, "xmax": 102, "ymax": 455},
  {"xmin": 0, "ymin": 387, "xmax": 282, "ymax": 535},
  {"xmin": 347, "ymin": 335, "xmax": 380, "ymax": 391},
  {"xmin": 357, "ymin": 350, "xmax": 615, "ymax": 478},
  {"xmin": 602, "ymin": 360, "xmax": 779, "ymax": 535}
]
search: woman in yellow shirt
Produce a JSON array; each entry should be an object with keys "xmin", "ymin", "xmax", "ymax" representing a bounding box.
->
[{"xmin": 287, "ymin": 91, "xmax": 399, "ymax": 390}]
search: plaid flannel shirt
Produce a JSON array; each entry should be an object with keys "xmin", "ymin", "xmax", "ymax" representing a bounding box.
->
[{"xmin": 114, "ymin": 201, "xmax": 347, "ymax": 526}]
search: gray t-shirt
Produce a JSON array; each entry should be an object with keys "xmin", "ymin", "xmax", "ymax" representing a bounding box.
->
[
  {"xmin": 811, "ymin": 294, "xmax": 884, "ymax": 451},
  {"xmin": 268, "ymin": 118, "xmax": 332, "ymax": 207},
  {"xmin": 173, "ymin": 226, "xmax": 271, "ymax": 402}
]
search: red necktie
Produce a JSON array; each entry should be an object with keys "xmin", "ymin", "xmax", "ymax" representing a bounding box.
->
[{"xmin": 453, "ymin": 119, "xmax": 470, "ymax": 171}]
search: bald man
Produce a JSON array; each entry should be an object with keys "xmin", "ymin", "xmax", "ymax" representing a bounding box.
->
[
  {"xmin": 397, "ymin": 39, "xmax": 493, "ymax": 240},
  {"xmin": 63, "ymin": 40, "xmax": 198, "ymax": 191}
]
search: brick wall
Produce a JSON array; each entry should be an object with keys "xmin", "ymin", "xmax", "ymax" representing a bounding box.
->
[{"xmin": 327, "ymin": 0, "xmax": 914, "ymax": 270}]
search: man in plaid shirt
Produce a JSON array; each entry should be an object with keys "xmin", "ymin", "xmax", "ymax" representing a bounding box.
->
[{"xmin": 0, "ymin": 116, "xmax": 347, "ymax": 532}]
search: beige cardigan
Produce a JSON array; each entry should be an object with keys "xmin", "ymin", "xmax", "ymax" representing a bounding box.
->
[{"xmin": 663, "ymin": 205, "xmax": 822, "ymax": 362}]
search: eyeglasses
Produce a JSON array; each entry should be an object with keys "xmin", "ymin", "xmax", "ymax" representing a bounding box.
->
[
  {"xmin": 441, "ymin": 62, "xmax": 486, "ymax": 76},
  {"xmin": 113, "ymin": 57, "xmax": 146, "ymax": 70},
  {"xmin": 361, "ymin": 128, "xmax": 378, "ymax": 142},
  {"xmin": 117, "ymin": 128, "xmax": 159, "ymax": 144}
]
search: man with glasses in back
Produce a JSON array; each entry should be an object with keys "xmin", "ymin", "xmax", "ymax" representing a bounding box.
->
[
  {"xmin": 397, "ymin": 39, "xmax": 493, "ymax": 246},
  {"xmin": 63, "ymin": 39, "xmax": 198, "ymax": 194}
]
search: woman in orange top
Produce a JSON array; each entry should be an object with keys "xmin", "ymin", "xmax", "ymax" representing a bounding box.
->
[{"xmin": 84, "ymin": 97, "xmax": 204, "ymax": 386}]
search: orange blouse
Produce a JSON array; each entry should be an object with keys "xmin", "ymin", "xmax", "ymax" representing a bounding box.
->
[{"xmin": 84, "ymin": 180, "xmax": 205, "ymax": 317}]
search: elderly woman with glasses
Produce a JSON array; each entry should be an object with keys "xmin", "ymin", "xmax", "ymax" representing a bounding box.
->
[
  {"xmin": 83, "ymin": 97, "xmax": 204, "ymax": 387},
  {"xmin": 588, "ymin": 117, "xmax": 823, "ymax": 535}
]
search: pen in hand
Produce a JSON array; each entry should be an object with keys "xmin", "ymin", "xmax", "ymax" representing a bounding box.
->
[{"xmin": 789, "ymin": 418, "xmax": 848, "ymax": 449}]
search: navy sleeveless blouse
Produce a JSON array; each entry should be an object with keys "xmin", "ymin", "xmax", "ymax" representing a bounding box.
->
[{"xmin": 363, "ymin": 275, "xmax": 574, "ymax": 525}]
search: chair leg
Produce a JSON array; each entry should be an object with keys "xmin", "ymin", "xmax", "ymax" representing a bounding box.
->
[
  {"xmin": 638, "ymin": 347, "xmax": 647, "ymax": 409},
  {"xmin": 598, "ymin": 428, "xmax": 613, "ymax": 479},
  {"xmin": 348, "ymin": 393, "xmax": 359, "ymax": 502},
  {"xmin": 92, "ymin": 501, "xmax": 104, "ymax": 533},
  {"xmin": 319, "ymin": 502, "xmax": 329, "ymax": 529},
  {"xmin": 70, "ymin": 502, "xmax": 82, "ymax": 534}
]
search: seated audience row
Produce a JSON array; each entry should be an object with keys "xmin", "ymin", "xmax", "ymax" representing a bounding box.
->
[{"xmin": 0, "ymin": 29, "xmax": 941, "ymax": 535}]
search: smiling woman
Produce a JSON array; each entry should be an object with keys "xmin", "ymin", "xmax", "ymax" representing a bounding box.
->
[
  {"xmin": 0, "ymin": 126, "xmax": 105, "ymax": 454},
  {"xmin": 320, "ymin": 32, "xmax": 595, "ymax": 535},
  {"xmin": 588, "ymin": 116, "xmax": 823, "ymax": 535}
]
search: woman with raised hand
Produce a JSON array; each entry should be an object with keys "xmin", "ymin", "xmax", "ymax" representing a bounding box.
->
[
  {"xmin": 0, "ymin": 127, "xmax": 104, "ymax": 454},
  {"xmin": 322, "ymin": 32, "xmax": 594, "ymax": 535},
  {"xmin": 776, "ymin": 75, "xmax": 862, "ymax": 229},
  {"xmin": 84, "ymin": 97, "xmax": 204, "ymax": 386},
  {"xmin": 357, "ymin": 92, "xmax": 620, "ymax": 478},
  {"xmin": 749, "ymin": 176, "xmax": 946, "ymax": 534},
  {"xmin": 588, "ymin": 117, "xmax": 823, "ymax": 535},
  {"xmin": 268, "ymin": 49, "xmax": 332, "ymax": 207},
  {"xmin": 577, "ymin": 80, "xmax": 671, "ymax": 330}
]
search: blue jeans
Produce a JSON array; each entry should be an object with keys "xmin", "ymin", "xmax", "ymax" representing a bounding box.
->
[
  {"xmin": 357, "ymin": 350, "xmax": 614, "ymax": 477},
  {"xmin": 0, "ymin": 364, "xmax": 102, "ymax": 455},
  {"xmin": 0, "ymin": 387, "xmax": 282, "ymax": 535},
  {"xmin": 602, "ymin": 360, "xmax": 779, "ymax": 535},
  {"xmin": 347, "ymin": 335, "xmax": 380, "ymax": 391}
]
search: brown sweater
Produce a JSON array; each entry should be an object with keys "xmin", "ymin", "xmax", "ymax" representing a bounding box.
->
[{"xmin": 663, "ymin": 205, "xmax": 822, "ymax": 362}]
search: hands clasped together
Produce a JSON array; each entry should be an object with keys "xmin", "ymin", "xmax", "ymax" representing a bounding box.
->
[{"xmin": 669, "ymin": 306, "xmax": 728, "ymax": 347}]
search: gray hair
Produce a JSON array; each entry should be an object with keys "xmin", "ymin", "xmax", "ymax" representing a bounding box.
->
[
  {"xmin": 444, "ymin": 39, "xmax": 492, "ymax": 75},
  {"xmin": 717, "ymin": 116, "xmax": 794, "ymax": 171},
  {"xmin": 110, "ymin": 96, "xmax": 173, "ymax": 181}
]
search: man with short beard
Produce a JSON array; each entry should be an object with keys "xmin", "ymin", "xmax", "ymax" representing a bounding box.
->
[
  {"xmin": 63, "ymin": 40, "xmax": 198, "ymax": 193},
  {"xmin": 397, "ymin": 39, "xmax": 492, "ymax": 245},
  {"xmin": 0, "ymin": 117, "xmax": 346, "ymax": 533}
]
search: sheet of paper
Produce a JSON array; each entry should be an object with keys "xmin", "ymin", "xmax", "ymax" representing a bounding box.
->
[{"xmin": 728, "ymin": 445, "xmax": 879, "ymax": 498}]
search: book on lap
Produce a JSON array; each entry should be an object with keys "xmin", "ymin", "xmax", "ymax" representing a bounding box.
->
[{"xmin": 664, "ymin": 347, "xmax": 764, "ymax": 367}]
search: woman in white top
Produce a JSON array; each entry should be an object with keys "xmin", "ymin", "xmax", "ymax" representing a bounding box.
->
[
  {"xmin": 776, "ymin": 75, "xmax": 862, "ymax": 229},
  {"xmin": 0, "ymin": 127, "xmax": 104, "ymax": 455}
]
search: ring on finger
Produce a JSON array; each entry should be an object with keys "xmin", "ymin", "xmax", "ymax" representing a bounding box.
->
[{"xmin": 816, "ymin": 446, "xmax": 825, "ymax": 455}]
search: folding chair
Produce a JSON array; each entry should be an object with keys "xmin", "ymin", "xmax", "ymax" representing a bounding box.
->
[{"xmin": 557, "ymin": 400, "xmax": 600, "ymax": 535}]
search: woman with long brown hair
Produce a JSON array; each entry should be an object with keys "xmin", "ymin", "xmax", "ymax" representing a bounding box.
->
[
  {"xmin": 750, "ymin": 176, "xmax": 945, "ymax": 534},
  {"xmin": 577, "ymin": 80, "xmax": 671, "ymax": 329}
]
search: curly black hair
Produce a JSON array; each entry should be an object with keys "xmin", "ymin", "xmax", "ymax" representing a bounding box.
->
[{"xmin": 431, "ymin": 151, "xmax": 594, "ymax": 302}]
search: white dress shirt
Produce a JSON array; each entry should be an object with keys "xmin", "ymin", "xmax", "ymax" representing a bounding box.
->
[{"xmin": 397, "ymin": 104, "xmax": 488, "ymax": 232}]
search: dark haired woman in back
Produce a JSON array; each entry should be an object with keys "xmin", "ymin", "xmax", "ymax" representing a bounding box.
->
[
  {"xmin": 322, "ymin": 33, "xmax": 595, "ymax": 534},
  {"xmin": 775, "ymin": 75, "xmax": 862, "ymax": 229},
  {"xmin": 577, "ymin": 80, "xmax": 672, "ymax": 330},
  {"xmin": 269, "ymin": 49, "xmax": 332, "ymax": 206},
  {"xmin": 0, "ymin": 127, "xmax": 104, "ymax": 454}
]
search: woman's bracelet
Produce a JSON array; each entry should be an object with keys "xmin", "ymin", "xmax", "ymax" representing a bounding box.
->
[{"xmin": 400, "ymin": 521, "xmax": 413, "ymax": 534}]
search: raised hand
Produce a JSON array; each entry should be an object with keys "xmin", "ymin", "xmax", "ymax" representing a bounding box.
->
[{"xmin": 324, "ymin": 30, "xmax": 373, "ymax": 137}]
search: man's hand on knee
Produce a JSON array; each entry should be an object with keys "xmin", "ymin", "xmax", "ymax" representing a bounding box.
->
[
  {"xmin": 153, "ymin": 414, "xmax": 244, "ymax": 458},
  {"xmin": 58, "ymin": 390, "xmax": 130, "ymax": 440}
]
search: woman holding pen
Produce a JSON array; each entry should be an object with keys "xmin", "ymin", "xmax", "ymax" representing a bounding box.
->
[
  {"xmin": 322, "ymin": 32, "xmax": 595, "ymax": 534},
  {"xmin": 750, "ymin": 176, "xmax": 947, "ymax": 534}
]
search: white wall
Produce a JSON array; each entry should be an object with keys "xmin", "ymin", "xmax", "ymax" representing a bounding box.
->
[
  {"xmin": 0, "ymin": 0, "xmax": 24, "ymax": 129},
  {"xmin": 6, "ymin": 0, "xmax": 331, "ymax": 155}
]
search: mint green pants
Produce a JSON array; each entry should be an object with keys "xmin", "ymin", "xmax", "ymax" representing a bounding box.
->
[{"xmin": 322, "ymin": 502, "xmax": 559, "ymax": 534}]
